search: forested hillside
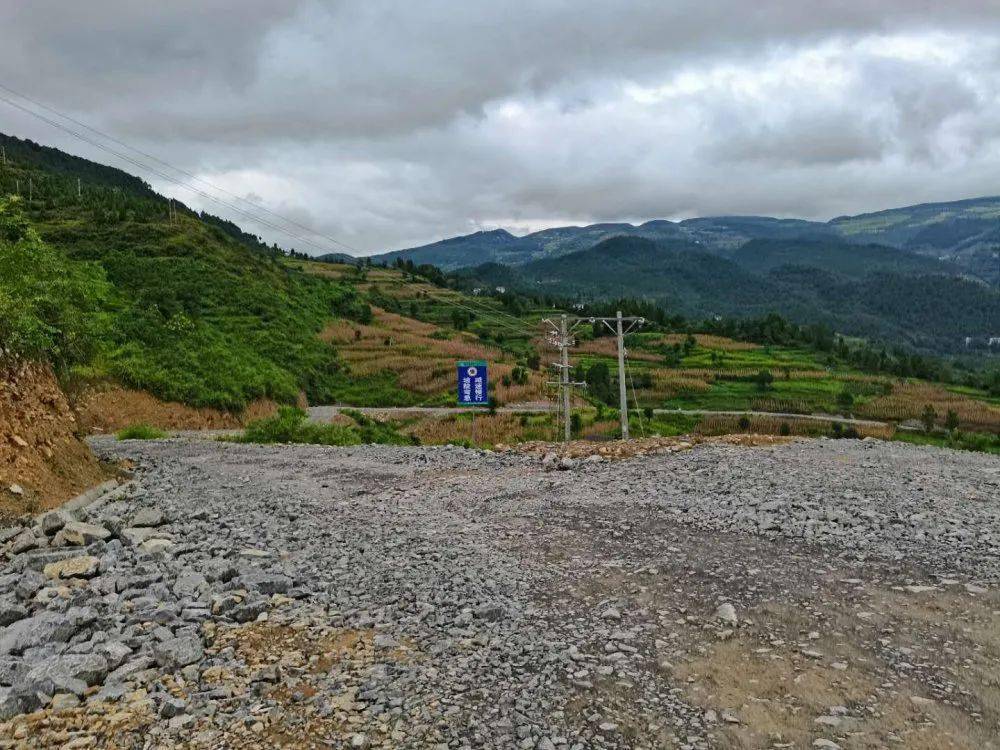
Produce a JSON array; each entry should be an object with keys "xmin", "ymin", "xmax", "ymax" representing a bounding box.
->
[
  {"xmin": 456, "ymin": 236, "xmax": 1000, "ymax": 354},
  {"xmin": 0, "ymin": 133, "xmax": 371, "ymax": 410}
]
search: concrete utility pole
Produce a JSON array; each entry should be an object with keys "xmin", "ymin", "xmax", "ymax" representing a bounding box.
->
[
  {"xmin": 77, "ymin": 178, "xmax": 81, "ymax": 199},
  {"xmin": 616, "ymin": 311, "xmax": 629, "ymax": 440},
  {"xmin": 594, "ymin": 312, "xmax": 645, "ymax": 440},
  {"xmin": 542, "ymin": 315, "xmax": 587, "ymax": 442},
  {"xmin": 561, "ymin": 315, "xmax": 571, "ymax": 442}
]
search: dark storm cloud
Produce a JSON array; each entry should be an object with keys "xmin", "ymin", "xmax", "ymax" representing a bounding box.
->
[{"xmin": 2, "ymin": 2, "xmax": 1000, "ymax": 252}]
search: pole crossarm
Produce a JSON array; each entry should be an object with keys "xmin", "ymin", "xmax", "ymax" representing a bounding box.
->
[{"xmin": 539, "ymin": 312, "xmax": 645, "ymax": 442}]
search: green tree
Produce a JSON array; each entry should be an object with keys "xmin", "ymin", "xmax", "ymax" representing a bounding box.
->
[
  {"xmin": 586, "ymin": 361, "xmax": 613, "ymax": 404},
  {"xmin": 0, "ymin": 197, "xmax": 109, "ymax": 368}
]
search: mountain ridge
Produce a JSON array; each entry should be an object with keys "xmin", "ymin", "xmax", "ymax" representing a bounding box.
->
[{"xmin": 373, "ymin": 196, "xmax": 1000, "ymax": 282}]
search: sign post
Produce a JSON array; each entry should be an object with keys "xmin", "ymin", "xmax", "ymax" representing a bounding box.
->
[{"xmin": 457, "ymin": 360, "xmax": 488, "ymax": 445}]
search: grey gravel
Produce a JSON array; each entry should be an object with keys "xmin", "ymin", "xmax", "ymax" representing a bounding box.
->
[{"xmin": 0, "ymin": 436, "xmax": 995, "ymax": 748}]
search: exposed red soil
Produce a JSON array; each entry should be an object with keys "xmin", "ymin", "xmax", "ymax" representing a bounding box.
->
[{"xmin": 0, "ymin": 360, "xmax": 108, "ymax": 522}]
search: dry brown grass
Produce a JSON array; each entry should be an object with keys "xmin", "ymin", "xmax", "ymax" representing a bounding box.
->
[
  {"xmin": 696, "ymin": 413, "xmax": 895, "ymax": 439},
  {"xmin": 73, "ymin": 386, "xmax": 280, "ymax": 433},
  {"xmin": 576, "ymin": 337, "xmax": 662, "ymax": 362},
  {"xmin": 857, "ymin": 381, "xmax": 1000, "ymax": 431},
  {"xmin": 654, "ymin": 333, "xmax": 761, "ymax": 351},
  {"xmin": 405, "ymin": 412, "xmax": 555, "ymax": 445}
]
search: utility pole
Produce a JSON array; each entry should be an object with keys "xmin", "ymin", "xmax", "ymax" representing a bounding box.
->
[
  {"xmin": 542, "ymin": 315, "xmax": 587, "ymax": 442},
  {"xmin": 616, "ymin": 311, "xmax": 629, "ymax": 439},
  {"xmin": 593, "ymin": 312, "xmax": 646, "ymax": 440},
  {"xmin": 77, "ymin": 178, "xmax": 81, "ymax": 199},
  {"xmin": 543, "ymin": 312, "xmax": 645, "ymax": 441},
  {"xmin": 560, "ymin": 315, "xmax": 571, "ymax": 441},
  {"xmin": 1, "ymin": 146, "xmax": 5, "ymax": 167}
]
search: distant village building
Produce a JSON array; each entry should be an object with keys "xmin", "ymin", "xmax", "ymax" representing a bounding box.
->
[
  {"xmin": 472, "ymin": 288, "xmax": 482, "ymax": 296},
  {"xmin": 965, "ymin": 335, "xmax": 1000, "ymax": 348},
  {"xmin": 495, "ymin": 286, "xmax": 506, "ymax": 294}
]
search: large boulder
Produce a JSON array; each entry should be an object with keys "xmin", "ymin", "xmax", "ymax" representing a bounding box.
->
[
  {"xmin": 53, "ymin": 521, "xmax": 110, "ymax": 547},
  {"xmin": 239, "ymin": 571, "xmax": 292, "ymax": 596},
  {"xmin": 9, "ymin": 529, "xmax": 38, "ymax": 555},
  {"xmin": 0, "ymin": 607, "xmax": 95, "ymax": 655},
  {"xmin": 130, "ymin": 509, "xmax": 165, "ymax": 528},
  {"xmin": 18, "ymin": 653, "xmax": 109, "ymax": 697},
  {"xmin": 39, "ymin": 511, "xmax": 72, "ymax": 536},
  {"xmin": 153, "ymin": 636, "xmax": 203, "ymax": 669},
  {"xmin": 43, "ymin": 555, "xmax": 100, "ymax": 580}
]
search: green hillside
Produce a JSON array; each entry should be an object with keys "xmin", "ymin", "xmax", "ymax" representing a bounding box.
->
[
  {"xmin": 3, "ymin": 131, "xmax": 999, "ymax": 451},
  {"xmin": 0, "ymin": 134, "xmax": 370, "ymax": 410},
  {"xmin": 457, "ymin": 235, "xmax": 1000, "ymax": 354}
]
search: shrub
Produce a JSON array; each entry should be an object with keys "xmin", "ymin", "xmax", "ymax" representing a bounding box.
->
[
  {"xmin": 779, "ymin": 421, "xmax": 791, "ymax": 436},
  {"xmin": 754, "ymin": 369, "xmax": 774, "ymax": 392},
  {"xmin": 921, "ymin": 404, "xmax": 937, "ymax": 433},
  {"xmin": 0, "ymin": 198, "xmax": 109, "ymax": 368},
  {"xmin": 237, "ymin": 406, "xmax": 415, "ymax": 447},
  {"xmin": 944, "ymin": 409, "xmax": 960, "ymax": 432},
  {"xmin": 737, "ymin": 414, "xmax": 751, "ymax": 431},
  {"xmin": 116, "ymin": 423, "xmax": 168, "ymax": 440},
  {"xmin": 570, "ymin": 413, "xmax": 582, "ymax": 436}
]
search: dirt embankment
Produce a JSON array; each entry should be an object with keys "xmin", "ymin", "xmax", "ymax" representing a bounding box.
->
[
  {"xmin": 73, "ymin": 386, "xmax": 279, "ymax": 433},
  {"xmin": 0, "ymin": 359, "xmax": 108, "ymax": 521}
]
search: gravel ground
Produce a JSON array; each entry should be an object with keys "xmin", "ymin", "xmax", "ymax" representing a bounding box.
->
[{"xmin": 0, "ymin": 437, "xmax": 997, "ymax": 749}]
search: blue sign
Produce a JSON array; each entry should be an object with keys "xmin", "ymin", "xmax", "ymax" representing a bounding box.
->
[{"xmin": 457, "ymin": 360, "xmax": 488, "ymax": 405}]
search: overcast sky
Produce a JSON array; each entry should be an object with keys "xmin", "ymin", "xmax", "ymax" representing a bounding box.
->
[{"xmin": 2, "ymin": 1, "xmax": 1000, "ymax": 255}]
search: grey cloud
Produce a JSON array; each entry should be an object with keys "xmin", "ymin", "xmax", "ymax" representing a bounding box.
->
[{"xmin": 2, "ymin": 2, "xmax": 1000, "ymax": 253}]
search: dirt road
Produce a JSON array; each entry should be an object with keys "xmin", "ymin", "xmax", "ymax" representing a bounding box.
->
[{"xmin": 0, "ymin": 438, "xmax": 996, "ymax": 748}]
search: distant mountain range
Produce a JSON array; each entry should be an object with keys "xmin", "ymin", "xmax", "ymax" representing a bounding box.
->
[
  {"xmin": 372, "ymin": 197, "xmax": 1000, "ymax": 284},
  {"xmin": 366, "ymin": 197, "xmax": 1000, "ymax": 353}
]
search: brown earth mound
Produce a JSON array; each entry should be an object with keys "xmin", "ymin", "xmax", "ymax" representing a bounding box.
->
[
  {"xmin": 0, "ymin": 360, "xmax": 108, "ymax": 521},
  {"xmin": 501, "ymin": 433, "xmax": 795, "ymax": 461},
  {"xmin": 73, "ymin": 386, "xmax": 279, "ymax": 433}
]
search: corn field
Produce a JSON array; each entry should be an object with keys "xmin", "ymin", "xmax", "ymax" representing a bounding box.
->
[
  {"xmin": 857, "ymin": 382, "xmax": 1000, "ymax": 432},
  {"xmin": 321, "ymin": 308, "xmax": 548, "ymax": 403}
]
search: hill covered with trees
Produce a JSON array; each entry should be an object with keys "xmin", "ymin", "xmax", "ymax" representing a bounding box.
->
[{"xmin": 455, "ymin": 235, "xmax": 1000, "ymax": 355}]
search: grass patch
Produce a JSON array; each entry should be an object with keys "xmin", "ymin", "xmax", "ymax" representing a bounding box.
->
[
  {"xmin": 234, "ymin": 407, "xmax": 417, "ymax": 447},
  {"xmin": 116, "ymin": 423, "xmax": 168, "ymax": 440},
  {"xmin": 640, "ymin": 412, "xmax": 700, "ymax": 437},
  {"xmin": 893, "ymin": 429, "xmax": 1000, "ymax": 455}
]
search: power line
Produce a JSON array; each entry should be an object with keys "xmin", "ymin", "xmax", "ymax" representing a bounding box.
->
[
  {"xmin": 419, "ymin": 289, "xmax": 535, "ymax": 337},
  {"xmin": 0, "ymin": 91, "xmax": 358, "ymax": 258},
  {"xmin": 0, "ymin": 81, "xmax": 364, "ymax": 257},
  {"xmin": 625, "ymin": 351, "xmax": 646, "ymax": 438}
]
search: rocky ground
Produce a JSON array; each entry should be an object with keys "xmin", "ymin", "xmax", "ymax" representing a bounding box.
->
[{"xmin": 0, "ymin": 436, "xmax": 996, "ymax": 749}]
